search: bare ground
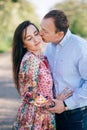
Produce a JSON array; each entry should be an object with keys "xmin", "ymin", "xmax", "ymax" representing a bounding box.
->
[{"xmin": 0, "ymin": 52, "xmax": 21, "ymax": 130}]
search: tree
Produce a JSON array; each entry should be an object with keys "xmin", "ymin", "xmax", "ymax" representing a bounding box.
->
[
  {"xmin": 12, "ymin": 0, "xmax": 18, "ymax": 2},
  {"xmin": 53, "ymin": 0, "xmax": 87, "ymax": 38},
  {"xmin": 0, "ymin": 0, "xmax": 39, "ymax": 52}
]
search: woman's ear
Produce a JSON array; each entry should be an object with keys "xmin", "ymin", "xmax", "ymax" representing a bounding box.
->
[
  {"xmin": 23, "ymin": 45, "xmax": 26, "ymax": 48},
  {"xmin": 23, "ymin": 40, "xmax": 26, "ymax": 48}
]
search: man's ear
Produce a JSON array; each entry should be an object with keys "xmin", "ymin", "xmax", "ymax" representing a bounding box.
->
[{"xmin": 57, "ymin": 31, "xmax": 64, "ymax": 40}]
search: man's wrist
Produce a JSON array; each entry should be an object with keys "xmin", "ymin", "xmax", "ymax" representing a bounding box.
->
[{"xmin": 63, "ymin": 101, "xmax": 69, "ymax": 111}]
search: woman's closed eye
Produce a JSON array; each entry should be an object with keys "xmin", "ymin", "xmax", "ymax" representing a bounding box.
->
[
  {"xmin": 25, "ymin": 31, "xmax": 39, "ymax": 41},
  {"xmin": 27, "ymin": 37, "xmax": 32, "ymax": 41},
  {"xmin": 34, "ymin": 31, "xmax": 39, "ymax": 36}
]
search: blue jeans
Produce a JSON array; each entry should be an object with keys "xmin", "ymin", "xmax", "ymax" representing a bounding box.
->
[{"xmin": 56, "ymin": 107, "xmax": 87, "ymax": 130}]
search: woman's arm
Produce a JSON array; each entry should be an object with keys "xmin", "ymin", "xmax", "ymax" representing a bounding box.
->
[{"xmin": 19, "ymin": 54, "xmax": 39, "ymax": 104}]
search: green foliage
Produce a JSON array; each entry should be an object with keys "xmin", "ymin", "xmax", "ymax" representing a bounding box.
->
[
  {"xmin": 53, "ymin": 0, "xmax": 87, "ymax": 39},
  {"xmin": 0, "ymin": 0, "xmax": 40, "ymax": 53},
  {"xmin": 12, "ymin": 0, "xmax": 18, "ymax": 2}
]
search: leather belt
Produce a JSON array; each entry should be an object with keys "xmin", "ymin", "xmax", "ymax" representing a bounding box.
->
[{"xmin": 65, "ymin": 106, "xmax": 87, "ymax": 114}]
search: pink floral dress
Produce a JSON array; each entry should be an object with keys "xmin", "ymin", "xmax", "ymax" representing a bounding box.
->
[{"xmin": 13, "ymin": 52, "xmax": 56, "ymax": 130}]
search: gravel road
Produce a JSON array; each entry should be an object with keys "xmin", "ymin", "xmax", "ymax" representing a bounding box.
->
[{"xmin": 0, "ymin": 52, "xmax": 21, "ymax": 130}]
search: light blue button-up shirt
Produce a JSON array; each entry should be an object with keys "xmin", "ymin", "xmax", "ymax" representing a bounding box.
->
[{"xmin": 45, "ymin": 29, "xmax": 87, "ymax": 110}]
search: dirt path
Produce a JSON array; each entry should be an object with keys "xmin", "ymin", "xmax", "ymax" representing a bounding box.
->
[{"xmin": 0, "ymin": 52, "xmax": 21, "ymax": 130}]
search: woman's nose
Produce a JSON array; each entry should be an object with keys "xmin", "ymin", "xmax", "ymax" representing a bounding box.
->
[{"xmin": 34, "ymin": 37, "xmax": 38, "ymax": 42}]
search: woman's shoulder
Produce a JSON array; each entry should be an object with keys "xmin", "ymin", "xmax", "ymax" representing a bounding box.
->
[
  {"xmin": 22, "ymin": 52, "xmax": 37, "ymax": 62},
  {"xmin": 21, "ymin": 52, "xmax": 41, "ymax": 68}
]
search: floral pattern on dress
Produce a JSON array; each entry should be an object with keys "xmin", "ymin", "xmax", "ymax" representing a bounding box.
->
[{"xmin": 13, "ymin": 52, "xmax": 56, "ymax": 130}]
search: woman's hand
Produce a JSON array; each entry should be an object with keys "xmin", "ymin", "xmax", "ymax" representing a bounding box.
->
[{"xmin": 56, "ymin": 87, "xmax": 74, "ymax": 101}]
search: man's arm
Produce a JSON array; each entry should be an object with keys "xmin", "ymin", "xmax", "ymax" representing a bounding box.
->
[{"xmin": 48, "ymin": 99, "xmax": 66, "ymax": 114}]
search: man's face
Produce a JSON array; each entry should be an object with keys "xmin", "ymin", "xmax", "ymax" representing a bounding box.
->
[{"xmin": 40, "ymin": 18, "xmax": 60, "ymax": 44}]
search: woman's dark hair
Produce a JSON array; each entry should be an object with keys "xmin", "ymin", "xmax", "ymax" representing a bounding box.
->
[
  {"xmin": 12, "ymin": 20, "xmax": 39, "ymax": 93},
  {"xmin": 43, "ymin": 10, "xmax": 69, "ymax": 34}
]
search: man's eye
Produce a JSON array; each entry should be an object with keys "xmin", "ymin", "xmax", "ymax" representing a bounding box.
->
[{"xmin": 44, "ymin": 31, "xmax": 48, "ymax": 34}]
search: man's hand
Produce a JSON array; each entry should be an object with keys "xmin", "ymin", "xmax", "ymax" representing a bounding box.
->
[
  {"xmin": 56, "ymin": 87, "xmax": 73, "ymax": 101},
  {"xmin": 48, "ymin": 99, "xmax": 65, "ymax": 114}
]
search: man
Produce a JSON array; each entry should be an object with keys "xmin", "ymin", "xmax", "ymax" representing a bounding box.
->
[{"xmin": 40, "ymin": 9, "xmax": 87, "ymax": 130}]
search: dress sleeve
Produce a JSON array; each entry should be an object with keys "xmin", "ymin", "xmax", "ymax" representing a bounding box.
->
[{"xmin": 19, "ymin": 54, "xmax": 39, "ymax": 104}]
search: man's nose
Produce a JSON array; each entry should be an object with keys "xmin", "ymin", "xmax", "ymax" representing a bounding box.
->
[{"xmin": 39, "ymin": 30, "xmax": 43, "ymax": 36}]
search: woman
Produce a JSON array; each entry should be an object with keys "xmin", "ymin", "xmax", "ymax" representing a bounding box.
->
[{"xmin": 12, "ymin": 20, "xmax": 73, "ymax": 130}]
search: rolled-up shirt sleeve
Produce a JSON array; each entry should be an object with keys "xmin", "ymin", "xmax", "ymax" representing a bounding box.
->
[{"xmin": 65, "ymin": 45, "xmax": 87, "ymax": 109}]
